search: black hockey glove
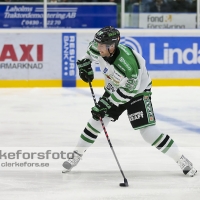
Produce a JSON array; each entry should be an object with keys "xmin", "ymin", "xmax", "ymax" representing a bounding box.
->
[
  {"xmin": 77, "ymin": 59, "xmax": 94, "ymax": 83},
  {"xmin": 91, "ymin": 97, "xmax": 113, "ymax": 121}
]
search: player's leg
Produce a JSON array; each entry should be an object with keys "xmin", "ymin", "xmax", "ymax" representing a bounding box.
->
[
  {"xmin": 140, "ymin": 125, "xmax": 182, "ymax": 162},
  {"xmin": 140, "ymin": 126, "xmax": 197, "ymax": 177},
  {"xmin": 127, "ymin": 93, "xmax": 197, "ymax": 177},
  {"xmin": 62, "ymin": 116, "xmax": 111, "ymax": 172},
  {"xmin": 62, "ymin": 90, "xmax": 128, "ymax": 172},
  {"xmin": 75, "ymin": 116, "xmax": 112, "ymax": 154},
  {"xmin": 75, "ymin": 90, "xmax": 113, "ymax": 155}
]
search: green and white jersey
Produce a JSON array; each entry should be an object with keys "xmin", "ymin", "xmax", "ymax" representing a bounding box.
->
[{"xmin": 82, "ymin": 41, "xmax": 152, "ymax": 106}]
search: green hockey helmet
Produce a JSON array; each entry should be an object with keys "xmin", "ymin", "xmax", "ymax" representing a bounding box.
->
[{"xmin": 94, "ymin": 26, "xmax": 120, "ymax": 47}]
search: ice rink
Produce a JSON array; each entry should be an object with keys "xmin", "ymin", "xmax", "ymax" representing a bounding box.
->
[{"xmin": 0, "ymin": 87, "xmax": 200, "ymax": 200}]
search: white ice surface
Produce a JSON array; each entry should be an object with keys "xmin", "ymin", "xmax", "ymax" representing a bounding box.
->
[{"xmin": 0, "ymin": 87, "xmax": 200, "ymax": 200}]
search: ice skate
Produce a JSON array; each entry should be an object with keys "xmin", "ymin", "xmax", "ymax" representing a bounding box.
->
[
  {"xmin": 177, "ymin": 155, "xmax": 197, "ymax": 177},
  {"xmin": 62, "ymin": 151, "xmax": 82, "ymax": 173}
]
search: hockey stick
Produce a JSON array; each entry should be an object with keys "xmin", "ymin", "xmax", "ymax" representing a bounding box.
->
[{"xmin": 88, "ymin": 81, "xmax": 128, "ymax": 187}]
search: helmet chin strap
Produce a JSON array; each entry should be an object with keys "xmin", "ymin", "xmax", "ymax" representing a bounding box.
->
[{"xmin": 107, "ymin": 45, "xmax": 115, "ymax": 57}]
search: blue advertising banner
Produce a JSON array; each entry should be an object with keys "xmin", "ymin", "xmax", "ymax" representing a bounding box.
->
[
  {"xmin": 120, "ymin": 36, "xmax": 200, "ymax": 70},
  {"xmin": 62, "ymin": 33, "xmax": 76, "ymax": 87},
  {"xmin": 0, "ymin": 4, "xmax": 117, "ymax": 28}
]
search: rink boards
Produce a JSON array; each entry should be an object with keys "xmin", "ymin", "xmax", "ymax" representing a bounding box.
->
[{"xmin": 0, "ymin": 29, "xmax": 200, "ymax": 87}]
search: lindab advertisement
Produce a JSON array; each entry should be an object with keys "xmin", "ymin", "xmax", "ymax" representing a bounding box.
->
[{"xmin": 120, "ymin": 36, "xmax": 200, "ymax": 70}]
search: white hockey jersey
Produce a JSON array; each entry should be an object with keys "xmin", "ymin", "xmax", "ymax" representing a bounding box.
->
[{"xmin": 82, "ymin": 41, "xmax": 152, "ymax": 106}]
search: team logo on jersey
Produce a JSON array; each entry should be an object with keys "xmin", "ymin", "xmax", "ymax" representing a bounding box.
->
[
  {"xmin": 125, "ymin": 78, "xmax": 138, "ymax": 91},
  {"xmin": 111, "ymin": 69, "xmax": 124, "ymax": 86},
  {"xmin": 131, "ymin": 98, "xmax": 142, "ymax": 105},
  {"xmin": 106, "ymin": 83, "xmax": 115, "ymax": 92},
  {"xmin": 143, "ymin": 96, "xmax": 155, "ymax": 123},
  {"xmin": 128, "ymin": 111, "xmax": 143, "ymax": 122},
  {"xmin": 119, "ymin": 57, "xmax": 131, "ymax": 71},
  {"xmin": 105, "ymin": 74, "xmax": 111, "ymax": 80},
  {"xmin": 120, "ymin": 37, "xmax": 142, "ymax": 55},
  {"xmin": 103, "ymin": 67, "xmax": 108, "ymax": 74}
]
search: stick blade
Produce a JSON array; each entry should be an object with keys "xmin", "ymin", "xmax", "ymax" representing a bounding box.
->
[{"xmin": 119, "ymin": 178, "xmax": 129, "ymax": 187}]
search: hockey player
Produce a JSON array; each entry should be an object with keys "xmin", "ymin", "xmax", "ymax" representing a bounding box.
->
[{"xmin": 62, "ymin": 26, "xmax": 197, "ymax": 177}]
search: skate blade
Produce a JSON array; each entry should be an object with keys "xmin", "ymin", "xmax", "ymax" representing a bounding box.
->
[
  {"xmin": 188, "ymin": 168, "xmax": 197, "ymax": 177},
  {"xmin": 62, "ymin": 169, "xmax": 71, "ymax": 173}
]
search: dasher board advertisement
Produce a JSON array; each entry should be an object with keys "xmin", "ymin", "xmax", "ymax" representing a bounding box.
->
[
  {"xmin": 76, "ymin": 33, "xmax": 200, "ymax": 80},
  {"xmin": 139, "ymin": 13, "xmax": 196, "ymax": 29},
  {"xmin": 0, "ymin": 33, "xmax": 61, "ymax": 80},
  {"xmin": 0, "ymin": 4, "xmax": 117, "ymax": 28},
  {"xmin": 120, "ymin": 36, "xmax": 200, "ymax": 70},
  {"xmin": 62, "ymin": 33, "xmax": 77, "ymax": 87}
]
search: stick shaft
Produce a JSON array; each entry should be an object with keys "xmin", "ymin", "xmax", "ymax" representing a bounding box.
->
[{"xmin": 88, "ymin": 82, "xmax": 127, "ymax": 180}]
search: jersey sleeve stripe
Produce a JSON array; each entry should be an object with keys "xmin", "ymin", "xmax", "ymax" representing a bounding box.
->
[
  {"xmin": 90, "ymin": 48, "xmax": 100, "ymax": 56},
  {"xmin": 123, "ymin": 88, "xmax": 138, "ymax": 94},
  {"xmin": 117, "ymin": 88, "xmax": 133, "ymax": 100},
  {"xmin": 110, "ymin": 93, "xmax": 128, "ymax": 104},
  {"xmin": 87, "ymin": 50, "xmax": 91, "ymax": 55},
  {"xmin": 148, "ymin": 81, "xmax": 152, "ymax": 86}
]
